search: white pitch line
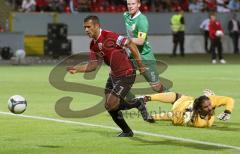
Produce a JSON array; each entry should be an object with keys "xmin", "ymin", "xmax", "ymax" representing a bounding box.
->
[{"xmin": 1, "ymin": 111, "xmax": 240, "ymax": 151}]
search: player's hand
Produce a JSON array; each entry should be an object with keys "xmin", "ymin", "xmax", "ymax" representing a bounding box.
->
[
  {"xmin": 137, "ymin": 62, "xmax": 147, "ymax": 74},
  {"xmin": 139, "ymin": 66, "xmax": 147, "ymax": 74},
  {"xmin": 66, "ymin": 66, "xmax": 77, "ymax": 74},
  {"xmin": 217, "ymin": 112, "xmax": 231, "ymax": 121}
]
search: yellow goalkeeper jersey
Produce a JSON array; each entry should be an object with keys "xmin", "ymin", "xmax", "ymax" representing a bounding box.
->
[{"xmin": 171, "ymin": 95, "xmax": 234, "ymax": 127}]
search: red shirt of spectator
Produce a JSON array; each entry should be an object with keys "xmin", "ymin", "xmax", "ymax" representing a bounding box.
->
[
  {"xmin": 36, "ymin": 0, "xmax": 48, "ymax": 8},
  {"xmin": 172, "ymin": 1, "xmax": 181, "ymax": 11},
  {"xmin": 0, "ymin": 26, "xmax": 4, "ymax": 32},
  {"xmin": 179, "ymin": 0, "xmax": 189, "ymax": 12},
  {"xmin": 205, "ymin": 0, "xmax": 216, "ymax": 11},
  {"xmin": 209, "ymin": 17, "xmax": 224, "ymax": 39}
]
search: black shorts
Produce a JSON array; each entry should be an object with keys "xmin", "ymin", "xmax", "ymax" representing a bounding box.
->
[{"xmin": 105, "ymin": 73, "xmax": 136, "ymax": 99}]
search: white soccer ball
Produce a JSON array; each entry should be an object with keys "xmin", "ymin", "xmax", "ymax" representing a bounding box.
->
[
  {"xmin": 15, "ymin": 49, "xmax": 26, "ymax": 59},
  {"xmin": 216, "ymin": 30, "xmax": 224, "ymax": 37},
  {"xmin": 8, "ymin": 95, "xmax": 27, "ymax": 114}
]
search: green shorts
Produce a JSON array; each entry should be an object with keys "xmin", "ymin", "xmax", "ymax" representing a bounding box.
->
[{"xmin": 132, "ymin": 59, "xmax": 160, "ymax": 85}]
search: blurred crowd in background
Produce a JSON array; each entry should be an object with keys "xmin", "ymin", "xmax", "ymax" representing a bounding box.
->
[{"xmin": 6, "ymin": 0, "xmax": 240, "ymax": 13}]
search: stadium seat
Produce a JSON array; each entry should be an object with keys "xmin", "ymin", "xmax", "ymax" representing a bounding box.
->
[
  {"xmin": 92, "ymin": 6, "xmax": 104, "ymax": 12},
  {"xmin": 106, "ymin": 5, "xmax": 116, "ymax": 12},
  {"xmin": 116, "ymin": 5, "xmax": 127, "ymax": 12},
  {"xmin": 64, "ymin": 6, "xmax": 71, "ymax": 13},
  {"xmin": 140, "ymin": 4, "xmax": 150, "ymax": 12},
  {"xmin": 98, "ymin": 6, "xmax": 104, "ymax": 12},
  {"xmin": 91, "ymin": 1, "xmax": 97, "ymax": 7}
]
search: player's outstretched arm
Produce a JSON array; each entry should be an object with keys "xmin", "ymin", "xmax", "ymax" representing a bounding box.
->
[
  {"xmin": 66, "ymin": 60, "xmax": 98, "ymax": 74},
  {"xmin": 125, "ymin": 39, "xmax": 145, "ymax": 74},
  {"xmin": 211, "ymin": 96, "xmax": 235, "ymax": 121}
]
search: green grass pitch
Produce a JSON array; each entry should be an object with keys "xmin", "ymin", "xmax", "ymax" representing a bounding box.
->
[{"xmin": 0, "ymin": 55, "xmax": 240, "ymax": 154}]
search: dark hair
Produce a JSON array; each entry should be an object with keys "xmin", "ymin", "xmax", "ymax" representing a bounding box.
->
[
  {"xmin": 191, "ymin": 95, "xmax": 210, "ymax": 122},
  {"xmin": 209, "ymin": 12, "xmax": 215, "ymax": 18},
  {"xmin": 84, "ymin": 15, "xmax": 100, "ymax": 25}
]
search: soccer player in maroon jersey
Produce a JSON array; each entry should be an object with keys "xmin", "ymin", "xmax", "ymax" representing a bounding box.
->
[{"xmin": 67, "ymin": 15, "xmax": 151, "ymax": 137}]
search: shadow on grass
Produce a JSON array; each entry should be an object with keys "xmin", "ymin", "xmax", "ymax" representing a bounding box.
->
[
  {"xmin": 215, "ymin": 121, "xmax": 240, "ymax": 127},
  {"xmin": 73, "ymin": 128, "xmax": 230, "ymax": 151},
  {"xmin": 73, "ymin": 128, "xmax": 117, "ymax": 138},
  {"xmin": 129, "ymin": 137, "xmax": 229, "ymax": 151},
  {"xmin": 4, "ymin": 138, "xmax": 19, "ymax": 142},
  {"xmin": 209, "ymin": 125, "xmax": 240, "ymax": 132},
  {"xmin": 37, "ymin": 145, "xmax": 63, "ymax": 149}
]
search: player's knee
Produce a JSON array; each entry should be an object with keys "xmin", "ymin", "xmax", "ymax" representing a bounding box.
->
[{"xmin": 105, "ymin": 100, "xmax": 120, "ymax": 111}]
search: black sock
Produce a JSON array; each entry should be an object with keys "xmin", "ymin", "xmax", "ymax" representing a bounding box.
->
[
  {"xmin": 118, "ymin": 99, "xmax": 141, "ymax": 110},
  {"xmin": 108, "ymin": 109, "xmax": 132, "ymax": 133}
]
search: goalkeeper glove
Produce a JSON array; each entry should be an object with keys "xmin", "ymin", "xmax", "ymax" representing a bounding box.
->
[
  {"xmin": 217, "ymin": 110, "xmax": 231, "ymax": 121},
  {"xmin": 203, "ymin": 89, "xmax": 215, "ymax": 96}
]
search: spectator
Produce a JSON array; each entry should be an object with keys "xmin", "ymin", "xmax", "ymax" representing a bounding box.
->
[
  {"xmin": 9, "ymin": 0, "xmax": 240, "ymax": 12},
  {"xmin": 189, "ymin": 0, "xmax": 204, "ymax": 12},
  {"xmin": 21, "ymin": 0, "xmax": 36, "ymax": 12},
  {"xmin": 228, "ymin": 0, "xmax": 240, "ymax": 11},
  {"xmin": 228, "ymin": 13, "xmax": 240, "ymax": 54},
  {"xmin": 154, "ymin": 0, "xmax": 172, "ymax": 12},
  {"xmin": 152, "ymin": 0, "xmax": 162, "ymax": 12},
  {"xmin": 209, "ymin": 12, "xmax": 226, "ymax": 64},
  {"xmin": 71, "ymin": 0, "xmax": 93, "ymax": 12},
  {"xmin": 216, "ymin": 0, "xmax": 230, "ymax": 12},
  {"xmin": 0, "ymin": 25, "xmax": 4, "ymax": 32},
  {"xmin": 8, "ymin": 0, "xmax": 22, "ymax": 10},
  {"xmin": 92, "ymin": 0, "xmax": 108, "ymax": 6},
  {"xmin": 111, "ymin": 0, "xmax": 125, "ymax": 6},
  {"xmin": 48, "ymin": 0, "xmax": 65, "ymax": 12},
  {"xmin": 179, "ymin": 0, "xmax": 189, "ymax": 12},
  {"xmin": 78, "ymin": 0, "xmax": 91, "ymax": 12},
  {"xmin": 35, "ymin": 0, "xmax": 49, "ymax": 12},
  {"xmin": 172, "ymin": 0, "xmax": 182, "ymax": 11},
  {"xmin": 69, "ymin": 0, "xmax": 78, "ymax": 13},
  {"xmin": 170, "ymin": 7, "xmax": 185, "ymax": 57},
  {"xmin": 204, "ymin": 0, "xmax": 216, "ymax": 11},
  {"xmin": 200, "ymin": 15, "xmax": 211, "ymax": 53}
]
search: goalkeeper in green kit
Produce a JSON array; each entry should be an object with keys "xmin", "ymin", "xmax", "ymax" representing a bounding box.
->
[{"xmin": 123, "ymin": 0, "xmax": 165, "ymax": 94}]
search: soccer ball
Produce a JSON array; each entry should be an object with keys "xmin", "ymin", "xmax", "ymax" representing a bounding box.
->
[
  {"xmin": 216, "ymin": 30, "xmax": 224, "ymax": 37},
  {"xmin": 15, "ymin": 49, "xmax": 26, "ymax": 59},
  {"xmin": 8, "ymin": 95, "xmax": 27, "ymax": 114}
]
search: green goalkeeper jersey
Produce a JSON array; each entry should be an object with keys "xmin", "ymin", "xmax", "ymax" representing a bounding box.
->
[{"xmin": 123, "ymin": 11, "xmax": 156, "ymax": 61}]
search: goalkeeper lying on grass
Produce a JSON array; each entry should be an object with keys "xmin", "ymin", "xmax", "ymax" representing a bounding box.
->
[{"xmin": 135, "ymin": 89, "xmax": 234, "ymax": 127}]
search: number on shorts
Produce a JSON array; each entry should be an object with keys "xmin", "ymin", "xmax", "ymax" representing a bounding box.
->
[{"xmin": 116, "ymin": 86, "xmax": 124, "ymax": 96}]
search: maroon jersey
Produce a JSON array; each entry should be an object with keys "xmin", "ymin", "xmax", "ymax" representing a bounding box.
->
[
  {"xmin": 209, "ymin": 20, "xmax": 224, "ymax": 39},
  {"xmin": 89, "ymin": 29, "xmax": 134, "ymax": 77}
]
